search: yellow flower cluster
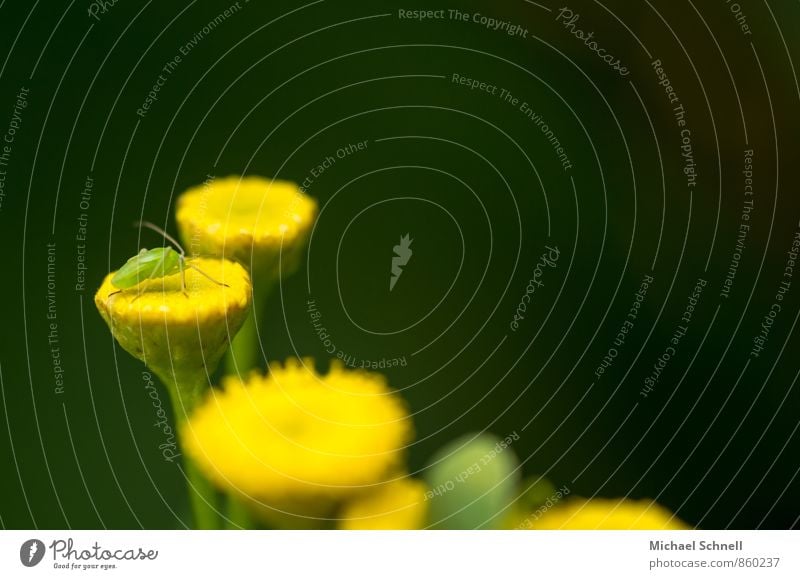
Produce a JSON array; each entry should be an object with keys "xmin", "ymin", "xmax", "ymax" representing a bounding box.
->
[
  {"xmin": 182, "ymin": 359, "xmax": 417, "ymax": 526},
  {"xmin": 95, "ymin": 175, "xmax": 695, "ymax": 532},
  {"xmin": 94, "ymin": 257, "xmax": 251, "ymax": 406},
  {"xmin": 176, "ymin": 176, "xmax": 318, "ymax": 277}
]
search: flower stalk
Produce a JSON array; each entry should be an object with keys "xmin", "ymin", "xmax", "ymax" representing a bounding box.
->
[{"xmin": 95, "ymin": 257, "xmax": 252, "ymax": 529}]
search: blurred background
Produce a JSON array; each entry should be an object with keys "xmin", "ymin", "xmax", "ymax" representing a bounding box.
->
[{"xmin": 0, "ymin": 0, "xmax": 798, "ymax": 529}]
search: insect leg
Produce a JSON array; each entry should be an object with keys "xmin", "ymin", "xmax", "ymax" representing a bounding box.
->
[
  {"xmin": 107, "ymin": 288, "xmax": 140, "ymax": 304},
  {"xmin": 186, "ymin": 263, "xmax": 231, "ymax": 287},
  {"xmin": 179, "ymin": 257, "xmax": 189, "ymax": 298}
]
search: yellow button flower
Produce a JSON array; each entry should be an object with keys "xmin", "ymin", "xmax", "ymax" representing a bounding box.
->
[
  {"xmin": 182, "ymin": 359, "xmax": 413, "ymax": 525},
  {"xmin": 94, "ymin": 257, "xmax": 251, "ymax": 410},
  {"xmin": 176, "ymin": 176, "xmax": 318, "ymax": 375},
  {"xmin": 175, "ymin": 175, "xmax": 317, "ymax": 277},
  {"xmin": 338, "ymin": 478, "xmax": 429, "ymax": 530},
  {"xmin": 524, "ymin": 498, "xmax": 689, "ymax": 530}
]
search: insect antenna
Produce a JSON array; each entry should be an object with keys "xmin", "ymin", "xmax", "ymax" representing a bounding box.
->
[
  {"xmin": 134, "ymin": 220, "xmax": 186, "ymax": 256},
  {"xmin": 186, "ymin": 263, "xmax": 231, "ymax": 288}
]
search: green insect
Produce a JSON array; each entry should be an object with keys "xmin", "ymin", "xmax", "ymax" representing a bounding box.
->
[{"xmin": 110, "ymin": 221, "xmax": 227, "ymax": 297}]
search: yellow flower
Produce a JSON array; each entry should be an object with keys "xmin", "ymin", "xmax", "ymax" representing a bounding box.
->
[
  {"xmin": 175, "ymin": 175, "xmax": 317, "ymax": 278},
  {"xmin": 523, "ymin": 498, "xmax": 689, "ymax": 530},
  {"xmin": 94, "ymin": 257, "xmax": 251, "ymax": 410},
  {"xmin": 339, "ymin": 478, "xmax": 428, "ymax": 530},
  {"xmin": 182, "ymin": 359, "xmax": 413, "ymax": 525}
]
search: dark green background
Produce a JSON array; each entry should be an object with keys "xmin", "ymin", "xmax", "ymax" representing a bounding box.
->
[{"xmin": 0, "ymin": 0, "xmax": 798, "ymax": 529}]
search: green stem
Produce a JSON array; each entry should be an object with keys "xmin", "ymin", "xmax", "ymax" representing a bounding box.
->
[
  {"xmin": 224, "ymin": 275, "xmax": 274, "ymax": 377},
  {"xmin": 185, "ymin": 455, "xmax": 220, "ymax": 530},
  {"xmin": 214, "ymin": 274, "xmax": 275, "ymax": 529},
  {"xmin": 225, "ymin": 493, "xmax": 253, "ymax": 529},
  {"xmin": 217, "ymin": 275, "xmax": 275, "ymax": 529},
  {"xmin": 160, "ymin": 373, "xmax": 221, "ymax": 530},
  {"xmin": 225, "ymin": 308, "xmax": 260, "ymax": 376}
]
